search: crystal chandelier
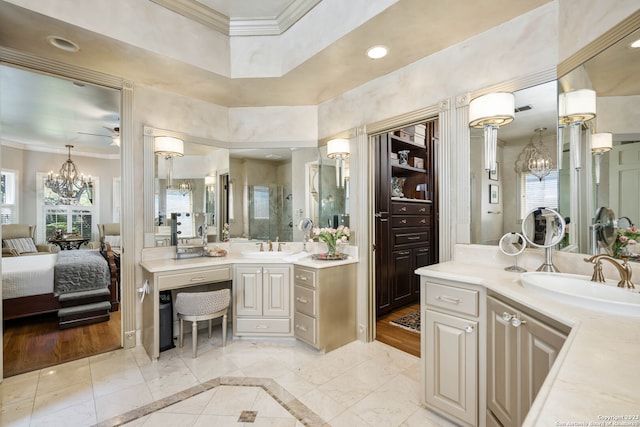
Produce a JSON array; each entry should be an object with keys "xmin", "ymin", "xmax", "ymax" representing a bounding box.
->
[
  {"xmin": 178, "ymin": 180, "xmax": 192, "ymax": 196},
  {"xmin": 515, "ymin": 128, "xmax": 553, "ymax": 181},
  {"xmin": 45, "ymin": 145, "xmax": 93, "ymax": 204}
]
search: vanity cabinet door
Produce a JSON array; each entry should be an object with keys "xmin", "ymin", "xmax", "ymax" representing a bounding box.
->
[
  {"xmin": 262, "ymin": 266, "xmax": 291, "ymax": 317},
  {"xmin": 519, "ymin": 312, "xmax": 566, "ymax": 425},
  {"xmin": 235, "ymin": 267, "xmax": 263, "ymax": 316},
  {"xmin": 487, "ymin": 297, "xmax": 518, "ymax": 427},
  {"xmin": 425, "ymin": 309, "xmax": 477, "ymax": 426}
]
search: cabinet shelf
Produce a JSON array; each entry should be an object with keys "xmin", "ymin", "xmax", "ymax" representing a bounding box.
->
[
  {"xmin": 391, "ymin": 197, "xmax": 432, "ymax": 203},
  {"xmin": 390, "ymin": 134, "xmax": 426, "ymax": 149},
  {"xmin": 391, "ymin": 163, "xmax": 426, "ymax": 174}
]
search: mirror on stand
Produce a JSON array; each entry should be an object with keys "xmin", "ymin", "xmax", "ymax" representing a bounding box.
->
[
  {"xmin": 522, "ymin": 207, "xmax": 566, "ymax": 272},
  {"xmin": 499, "ymin": 232, "xmax": 527, "ymax": 272}
]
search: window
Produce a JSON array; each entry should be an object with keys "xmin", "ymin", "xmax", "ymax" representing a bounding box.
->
[
  {"xmin": 36, "ymin": 173, "xmax": 99, "ymax": 242},
  {"xmin": 252, "ymin": 186, "xmax": 270, "ymax": 219},
  {"xmin": 166, "ymin": 188, "xmax": 193, "ymax": 236},
  {"xmin": 519, "ymin": 171, "xmax": 559, "ymax": 219},
  {"xmin": 1, "ymin": 170, "xmax": 18, "ymax": 224}
]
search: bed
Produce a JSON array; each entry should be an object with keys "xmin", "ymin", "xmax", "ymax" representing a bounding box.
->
[{"xmin": 2, "ymin": 245, "xmax": 119, "ymax": 321}]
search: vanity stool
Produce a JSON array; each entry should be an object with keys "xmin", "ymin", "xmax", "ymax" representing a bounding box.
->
[{"xmin": 175, "ymin": 289, "xmax": 230, "ymax": 358}]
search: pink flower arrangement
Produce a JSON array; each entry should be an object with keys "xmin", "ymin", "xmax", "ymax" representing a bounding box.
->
[
  {"xmin": 612, "ymin": 226, "xmax": 639, "ymax": 257},
  {"xmin": 312, "ymin": 225, "xmax": 350, "ymax": 254}
]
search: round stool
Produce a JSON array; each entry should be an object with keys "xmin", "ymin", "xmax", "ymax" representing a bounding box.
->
[{"xmin": 175, "ymin": 288, "xmax": 230, "ymax": 358}]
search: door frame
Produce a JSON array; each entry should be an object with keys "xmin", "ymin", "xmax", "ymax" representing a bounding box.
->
[{"xmin": 0, "ymin": 47, "xmax": 135, "ymax": 380}]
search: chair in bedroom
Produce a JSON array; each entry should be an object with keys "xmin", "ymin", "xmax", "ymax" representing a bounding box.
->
[
  {"xmin": 175, "ymin": 289, "xmax": 231, "ymax": 358},
  {"xmin": 88, "ymin": 223, "xmax": 120, "ymax": 250},
  {"xmin": 1, "ymin": 224, "xmax": 58, "ymax": 257}
]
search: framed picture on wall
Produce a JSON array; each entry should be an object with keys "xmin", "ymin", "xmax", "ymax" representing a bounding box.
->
[
  {"xmin": 488, "ymin": 162, "xmax": 499, "ymax": 181},
  {"xmin": 489, "ymin": 184, "xmax": 499, "ymax": 204}
]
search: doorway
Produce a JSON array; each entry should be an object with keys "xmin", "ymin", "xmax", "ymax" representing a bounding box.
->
[
  {"xmin": 0, "ymin": 64, "xmax": 123, "ymax": 377},
  {"xmin": 372, "ymin": 119, "xmax": 439, "ymax": 357}
]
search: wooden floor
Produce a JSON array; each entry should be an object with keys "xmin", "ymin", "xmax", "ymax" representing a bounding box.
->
[
  {"xmin": 3, "ymin": 310, "xmax": 121, "ymax": 378},
  {"xmin": 376, "ymin": 302, "xmax": 420, "ymax": 357}
]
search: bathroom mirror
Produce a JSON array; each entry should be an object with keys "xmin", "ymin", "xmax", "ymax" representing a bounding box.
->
[
  {"xmin": 470, "ymin": 80, "xmax": 559, "ymax": 245},
  {"xmin": 592, "ymin": 206, "xmax": 616, "ymax": 252},
  {"xmin": 522, "ymin": 207, "xmax": 565, "ymax": 248},
  {"xmin": 499, "ymin": 232, "xmax": 527, "ymax": 272},
  {"xmin": 144, "ymin": 127, "xmax": 348, "ymax": 247},
  {"xmin": 558, "ymin": 23, "xmax": 640, "ymax": 255},
  {"xmin": 522, "ymin": 207, "xmax": 565, "ymax": 272}
]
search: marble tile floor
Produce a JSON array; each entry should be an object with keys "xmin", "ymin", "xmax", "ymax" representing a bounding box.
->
[{"xmin": 0, "ymin": 329, "xmax": 457, "ymax": 427}]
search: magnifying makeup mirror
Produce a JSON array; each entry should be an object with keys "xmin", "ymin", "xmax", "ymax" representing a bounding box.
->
[
  {"xmin": 522, "ymin": 207, "xmax": 566, "ymax": 272},
  {"xmin": 298, "ymin": 218, "xmax": 314, "ymax": 251},
  {"xmin": 499, "ymin": 232, "xmax": 527, "ymax": 272},
  {"xmin": 591, "ymin": 207, "xmax": 616, "ymax": 255}
]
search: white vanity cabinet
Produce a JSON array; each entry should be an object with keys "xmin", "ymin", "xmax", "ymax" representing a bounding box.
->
[
  {"xmin": 293, "ymin": 263, "xmax": 357, "ymax": 352},
  {"xmin": 486, "ymin": 295, "xmax": 568, "ymax": 427},
  {"xmin": 233, "ymin": 264, "xmax": 293, "ymax": 336},
  {"xmin": 422, "ymin": 278, "xmax": 485, "ymax": 427}
]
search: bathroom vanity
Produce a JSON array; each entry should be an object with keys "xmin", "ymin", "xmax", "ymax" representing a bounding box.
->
[
  {"xmin": 140, "ymin": 251, "xmax": 358, "ymax": 360},
  {"xmin": 417, "ymin": 252, "xmax": 639, "ymax": 427}
]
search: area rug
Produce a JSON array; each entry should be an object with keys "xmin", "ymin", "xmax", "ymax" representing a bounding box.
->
[{"xmin": 389, "ymin": 310, "xmax": 420, "ymax": 333}]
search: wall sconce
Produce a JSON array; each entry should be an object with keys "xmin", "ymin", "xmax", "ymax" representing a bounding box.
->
[
  {"xmin": 591, "ymin": 132, "xmax": 612, "ymax": 185},
  {"xmin": 327, "ymin": 138, "xmax": 350, "ymax": 188},
  {"xmin": 204, "ymin": 175, "xmax": 216, "ymax": 192},
  {"xmin": 562, "ymin": 89, "xmax": 597, "ymax": 170},
  {"xmin": 154, "ymin": 136, "xmax": 184, "ymax": 187},
  {"xmin": 468, "ymin": 92, "xmax": 515, "ymax": 172}
]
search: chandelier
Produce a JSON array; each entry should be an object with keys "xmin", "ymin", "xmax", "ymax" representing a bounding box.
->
[
  {"xmin": 178, "ymin": 180, "xmax": 192, "ymax": 196},
  {"xmin": 45, "ymin": 145, "xmax": 93, "ymax": 204},
  {"xmin": 515, "ymin": 128, "xmax": 553, "ymax": 181}
]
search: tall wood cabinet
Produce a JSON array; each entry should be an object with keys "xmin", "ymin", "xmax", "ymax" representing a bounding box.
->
[{"xmin": 375, "ymin": 120, "xmax": 438, "ymax": 317}]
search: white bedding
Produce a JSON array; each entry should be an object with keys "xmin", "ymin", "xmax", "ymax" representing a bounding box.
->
[{"xmin": 2, "ymin": 253, "xmax": 58, "ymax": 299}]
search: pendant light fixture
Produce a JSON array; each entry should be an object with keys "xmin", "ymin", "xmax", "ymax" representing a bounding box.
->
[{"xmin": 515, "ymin": 128, "xmax": 553, "ymax": 181}]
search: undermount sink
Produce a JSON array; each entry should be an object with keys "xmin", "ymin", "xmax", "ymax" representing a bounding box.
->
[
  {"xmin": 241, "ymin": 251, "xmax": 294, "ymax": 259},
  {"xmin": 520, "ymin": 272, "xmax": 640, "ymax": 317}
]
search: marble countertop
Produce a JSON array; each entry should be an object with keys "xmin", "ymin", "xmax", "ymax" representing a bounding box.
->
[
  {"xmin": 140, "ymin": 251, "xmax": 358, "ymax": 273},
  {"xmin": 415, "ymin": 261, "xmax": 640, "ymax": 426}
]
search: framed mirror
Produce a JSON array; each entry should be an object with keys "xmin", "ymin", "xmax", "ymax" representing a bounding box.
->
[
  {"xmin": 559, "ymin": 24, "xmax": 640, "ymax": 255},
  {"xmin": 470, "ymin": 80, "xmax": 559, "ymax": 245},
  {"xmin": 143, "ymin": 127, "xmax": 349, "ymax": 247}
]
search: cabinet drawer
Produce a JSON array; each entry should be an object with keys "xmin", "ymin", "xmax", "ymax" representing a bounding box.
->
[
  {"xmin": 235, "ymin": 317, "xmax": 291, "ymax": 334},
  {"xmin": 393, "ymin": 231, "xmax": 429, "ymax": 246},
  {"xmin": 158, "ymin": 266, "xmax": 231, "ymax": 290},
  {"xmin": 294, "ymin": 267, "xmax": 316, "ymax": 288},
  {"xmin": 294, "ymin": 285, "xmax": 316, "ymax": 317},
  {"xmin": 392, "ymin": 215, "xmax": 431, "ymax": 228},
  {"xmin": 294, "ymin": 312, "xmax": 317, "ymax": 346},
  {"xmin": 392, "ymin": 202, "xmax": 431, "ymax": 215},
  {"xmin": 425, "ymin": 282, "xmax": 479, "ymax": 317}
]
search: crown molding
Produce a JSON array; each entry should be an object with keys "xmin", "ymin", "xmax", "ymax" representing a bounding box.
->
[{"xmin": 150, "ymin": 0, "xmax": 321, "ymax": 37}]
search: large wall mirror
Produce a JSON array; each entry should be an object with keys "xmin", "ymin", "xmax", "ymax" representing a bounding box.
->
[
  {"xmin": 144, "ymin": 127, "xmax": 351, "ymax": 248},
  {"xmin": 559, "ymin": 25, "xmax": 640, "ymax": 255},
  {"xmin": 470, "ymin": 80, "xmax": 559, "ymax": 245}
]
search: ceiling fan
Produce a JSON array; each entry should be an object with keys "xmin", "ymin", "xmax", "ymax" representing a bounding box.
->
[{"xmin": 77, "ymin": 126, "xmax": 120, "ymax": 146}]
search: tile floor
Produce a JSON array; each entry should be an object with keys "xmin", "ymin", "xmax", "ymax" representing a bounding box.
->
[{"xmin": 0, "ymin": 328, "xmax": 457, "ymax": 427}]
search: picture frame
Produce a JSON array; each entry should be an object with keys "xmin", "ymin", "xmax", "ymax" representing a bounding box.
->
[
  {"xmin": 488, "ymin": 162, "xmax": 499, "ymax": 181},
  {"xmin": 489, "ymin": 184, "xmax": 499, "ymax": 204}
]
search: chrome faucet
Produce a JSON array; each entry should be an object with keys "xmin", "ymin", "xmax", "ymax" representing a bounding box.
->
[{"xmin": 584, "ymin": 254, "xmax": 634, "ymax": 289}]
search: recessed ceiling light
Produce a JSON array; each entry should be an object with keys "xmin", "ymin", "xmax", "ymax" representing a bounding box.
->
[
  {"xmin": 47, "ymin": 35, "xmax": 80, "ymax": 53},
  {"xmin": 631, "ymin": 38, "xmax": 640, "ymax": 48},
  {"xmin": 367, "ymin": 45, "xmax": 388, "ymax": 59}
]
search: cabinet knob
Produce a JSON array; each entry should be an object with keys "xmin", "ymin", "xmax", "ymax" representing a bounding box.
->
[
  {"xmin": 401, "ymin": 219, "xmax": 407, "ymax": 224},
  {"xmin": 295, "ymin": 324, "xmax": 308, "ymax": 332},
  {"xmin": 510, "ymin": 318, "xmax": 526, "ymax": 328},
  {"xmin": 420, "ymin": 219, "xmax": 426, "ymax": 224},
  {"xmin": 464, "ymin": 325, "xmax": 474, "ymax": 334},
  {"xmin": 419, "ymin": 208, "xmax": 426, "ymax": 213},
  {"xmin": 296, "ymin": 297, "xmax": 308, "ymax": 304},
  {"xmin": 502, "ymin": 312, "xmax": 514, "ymax": 322},
  {"xmin": 400, "ymin": 207, "xmax": 407, "ymax": 212}
]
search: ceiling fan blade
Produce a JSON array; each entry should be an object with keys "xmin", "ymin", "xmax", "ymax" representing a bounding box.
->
[{"xmin": 77, "ymin": 131, "xmax": 110, "ymax": 137}]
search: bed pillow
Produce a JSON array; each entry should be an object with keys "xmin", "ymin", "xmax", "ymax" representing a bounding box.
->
[
  {"xmin": 104, "ymin": 235, "xmax": 121, "ymax": 247},
  {"xmin": 3, "ymin": 237, "xmax": 38, "ymax": 254}
]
